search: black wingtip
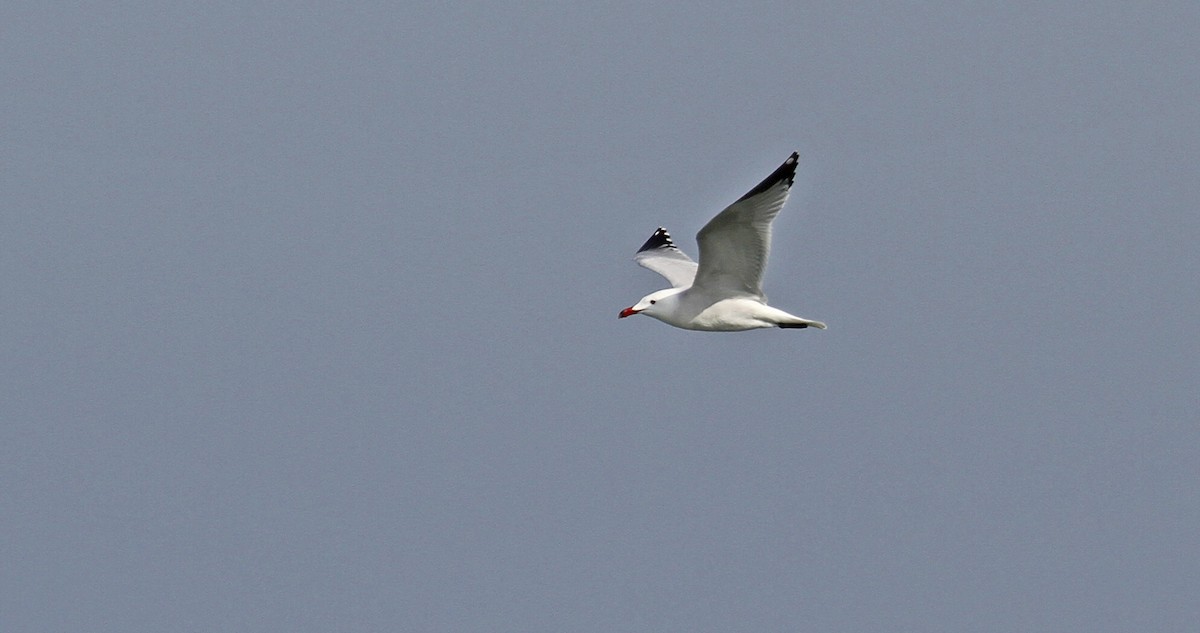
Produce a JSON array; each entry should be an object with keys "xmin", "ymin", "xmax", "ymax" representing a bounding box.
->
[
  {"xmin": 636, "ymin": 227, "xmax": 676, "ymax": 253},
  {"xmin": 736, "ymin": 151, "xmax": 799, "ymax": 202}
]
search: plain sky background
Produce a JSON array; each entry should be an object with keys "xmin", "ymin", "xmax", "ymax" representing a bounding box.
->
[{"xmin": 3, "ymin": 2, "xmax": 1198, "ymax": 631}]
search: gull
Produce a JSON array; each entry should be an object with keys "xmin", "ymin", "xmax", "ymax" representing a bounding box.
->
[{"xmin": 619, "ymin": 152, "xmax": 826, "ymax": 331}]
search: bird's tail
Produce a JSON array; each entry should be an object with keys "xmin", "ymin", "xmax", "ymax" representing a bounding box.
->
[{"xmin": 778, "ymin": 317, "xmax": 827, "ymax": 330}]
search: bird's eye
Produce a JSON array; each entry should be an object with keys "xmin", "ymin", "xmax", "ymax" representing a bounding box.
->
[{"xmin": 649, "ymin": 300, "xmax": 657, "ymax": 305}]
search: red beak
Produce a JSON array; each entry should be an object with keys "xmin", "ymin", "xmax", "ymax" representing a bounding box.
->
[{"xmin": 618, "ymin": 307, "xmax": 638, "ymax": 318}]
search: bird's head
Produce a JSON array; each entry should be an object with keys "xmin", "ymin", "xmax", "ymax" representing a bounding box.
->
[{"xmin": 619, "ymin": 288, "xmax": 681, "ymax": 319}]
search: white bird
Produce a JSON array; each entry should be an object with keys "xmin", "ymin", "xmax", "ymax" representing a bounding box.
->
[{"xmin": 619, "ymin": 152, "xmax": 826, "ymax": 331}]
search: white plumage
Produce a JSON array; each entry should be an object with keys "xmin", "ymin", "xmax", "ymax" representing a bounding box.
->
[{"xmin": 619, "ymin": 152, "xmax": 826, "ymax": 331}]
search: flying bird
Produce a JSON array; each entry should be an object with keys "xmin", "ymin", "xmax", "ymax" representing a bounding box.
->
[{"xmin": 619, "ymin": 152, "xmax": 826, "ymax": 331}]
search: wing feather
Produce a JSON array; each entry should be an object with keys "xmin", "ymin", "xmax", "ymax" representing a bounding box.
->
[
  {"xmin": 692, "ymin": 152, "xmax": 798, "ymax": 299},
  {"xmin": 633, "ymin": 227, "xmax": 698, "ymax": 288}
]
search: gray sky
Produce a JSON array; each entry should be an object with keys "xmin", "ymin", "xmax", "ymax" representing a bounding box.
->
[{"xmin": 3, "ymin": 2, "xmax": 1198, "ymax": 631}]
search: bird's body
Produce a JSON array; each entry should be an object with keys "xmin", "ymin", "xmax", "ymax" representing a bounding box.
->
[{"xmin": 619, "ymin": 152, "xmax": 826, "ymax": 332}]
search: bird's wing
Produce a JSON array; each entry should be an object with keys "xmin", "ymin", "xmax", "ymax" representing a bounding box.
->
[
  {"xmin": 633, "ymin": 227, "xmax": 698, "ymax": 288},
  {"xmin": 692, "ymin": 152, "xmax": 798, "ymax": 299}
]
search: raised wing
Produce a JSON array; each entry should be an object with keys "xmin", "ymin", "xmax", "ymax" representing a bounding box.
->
[
  {"xmin": 692, "ymin": 152, "xmax": 798, "ymax": 299},
  {"xmin": 633, "ymin": 227, "xmax": 698, "ymax": 288}
]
